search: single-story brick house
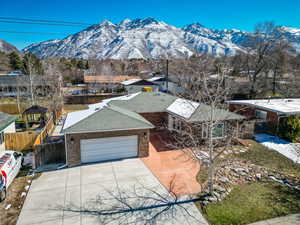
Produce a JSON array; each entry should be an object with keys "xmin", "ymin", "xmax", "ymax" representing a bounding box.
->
[
  {"xmin": 62, "ymin": 92, "xmax": 244, "ymax": 166},
  {"xmin": 84, "ymin": 75, "xmax": 141, "ymax": 92},
  {"xmin": 227, "ymin": 98, "xmax": 300, "ymax": 133},
  {"xmin": 0, "ymin": 112, "xmax": 17, "ymax": 150}
]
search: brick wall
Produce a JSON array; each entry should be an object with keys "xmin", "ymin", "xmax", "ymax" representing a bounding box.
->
[
  {"xmin": 139, "ymin": 112, "xmax": 168, "ymax": 129},
  {"xmin": 65, "ymin": 129, "xmax": 149, "ymax": 167}
]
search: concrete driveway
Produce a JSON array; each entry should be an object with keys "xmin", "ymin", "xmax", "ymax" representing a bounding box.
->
[{"xmin": 17, "ymin": 159, "xmax": 207, "ymax": 225}]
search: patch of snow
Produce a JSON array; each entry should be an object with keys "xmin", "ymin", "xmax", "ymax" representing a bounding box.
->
[
  {"xmin": 62, "ymin": 108, "xmax": 99, "ymax": 130},
  {"xmin": 5, "ymin": 204, "xmax": 11, "ymax": 210},
  {"xmin": 25, "ymin": 185, "xmax": 30, "ymax": 191},
  {"xmin": 22, "ymin": 152, "xmax": 33, "ymax": 166},
  {"xmin": 21, "ymin": 192, "xmax": 27, "ymax": 197},
  {"xmin": 121, "ymin": 78, "xmax": 142, "ymax": 85},
  {"xmin": 228, "ymin": 98, "xmax": 300, "ymax": 114},
  {"xmin": 147, "ymin": 76, "xmax": 164, "ymax": 82},
  {"xmin": 167, "ymin": 98, "xmax": 199, "ymax": 119},
  {"xmin": 254, "ymin": 133, "xmax": 300, "ymax": 164},
  {"xmin": 89, "ymin": 92, "xmax": 140, "ymax": 110}
]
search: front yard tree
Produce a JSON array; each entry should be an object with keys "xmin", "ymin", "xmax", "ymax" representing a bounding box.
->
[{"xmin": 171, "ymin": 56, "xmax": 239, "ymax": 194}]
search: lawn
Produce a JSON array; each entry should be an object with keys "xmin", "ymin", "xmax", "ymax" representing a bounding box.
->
[
  {"xmin": 236, "ymin": 140, "xmax": 300, "ymax": 177},
  {"xmin": 202, "ymin": 181, "xmax": 300, "ymax": 225}
]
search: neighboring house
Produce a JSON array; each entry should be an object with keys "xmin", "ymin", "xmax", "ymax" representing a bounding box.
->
[
  {"xmin": 0, "ymin": 112, "xmax": 17, "ymax": 150},
  {"xmin": 0, "ymin": 75, "xmax": 51, "ymax": 97},
  {"xmin": 61, "ymin": 92, "xmax": 244, "ymax": 167},
  {"xmin": 147, "ymin": 76, "xmax": 183, "ymax": 93},
  {"xmin": 121, "ymin": 79, "xmax": 159, "ymax": 94},
  {"xmin": 84, "ymin": 75, "xmax": 141, "ymax": 93},
  {"xmin": 227, "ymin": 98, "xmax": 300, "ymax": 133}
]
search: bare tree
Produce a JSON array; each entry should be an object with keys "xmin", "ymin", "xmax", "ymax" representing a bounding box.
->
[
  {"xmin": 238, "ymin": 21, "xmax": 289, "ymax": 98},
  {"xmin": 168, "ymin": 56, "xmax": 242, "ymax": 194},
  {"xmin": 23, "ymin": 54, "xmax": 37, "ymax": 106}
]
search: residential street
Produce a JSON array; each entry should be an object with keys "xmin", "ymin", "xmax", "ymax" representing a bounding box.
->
[{"xmin": 17, "ymin": 159, "xmax": 208, "ymax": 225}]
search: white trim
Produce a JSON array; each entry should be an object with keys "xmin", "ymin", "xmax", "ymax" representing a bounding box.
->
[{"xmin": 63, "ymin": 126, "xmax": 153, "ymax": 135}]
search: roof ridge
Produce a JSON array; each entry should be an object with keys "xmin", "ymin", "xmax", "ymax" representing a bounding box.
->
[{"xmin": 108, "ymin": 104, "xmax": 154, "ymax": 128}]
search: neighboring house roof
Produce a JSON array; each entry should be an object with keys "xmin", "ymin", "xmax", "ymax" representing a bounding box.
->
[
  {"xmin": 62, "ymin": 104, "xmax": 154, "ymax": 133},
  {"xmin": 147, "ymin": 76, "xmax": 166, "ymax": 82},
  {"xmin": 227, "ymin": 99, "xmax": 300, "ymax": 115},
  {"xmin": 121, "ymin": 79, "xmax": 157, "ymax": 86},
  {"xmin": 84, "ymin": 75, "xmax": 141, "ymax": 84},
  {"xmin": 0, "ymin": 112, "xmax": 16, "ymax": 131}
]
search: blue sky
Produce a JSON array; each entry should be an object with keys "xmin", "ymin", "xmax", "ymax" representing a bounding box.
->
[{"xmin": 1, "ymin": 0, "xmax": 300, "ymax": 50}]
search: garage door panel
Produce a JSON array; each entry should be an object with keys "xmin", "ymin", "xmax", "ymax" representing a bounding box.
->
[
  {"xmin": 82, "ymin": 142, "xmax": 137, "ymax": 150},
  {"xmin": 80, "ymin": 135, "xmax": 138, "ymax": 163}
]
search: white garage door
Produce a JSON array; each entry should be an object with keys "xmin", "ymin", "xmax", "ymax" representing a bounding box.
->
[{"xmin": 80, "ymin": 135, "xmax": 138, "ymax": 164}]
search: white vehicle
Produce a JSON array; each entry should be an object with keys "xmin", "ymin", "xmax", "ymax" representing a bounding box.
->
[{"xmin": 0, "ymin": 150, "xmax": 23, "ymax": 202}]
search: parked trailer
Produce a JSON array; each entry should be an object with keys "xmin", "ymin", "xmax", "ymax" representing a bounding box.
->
[{"xmin": 0, "ymin": 150, "xmax": 23, "ymax": 202}]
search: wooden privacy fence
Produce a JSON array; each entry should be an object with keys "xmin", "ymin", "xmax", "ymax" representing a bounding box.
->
[
  {"xmin": 4, "ymin": 131, "xmax": 39, "ymax": 151},
  {"xmin": 33, "ymin": 141, "xmax": 65, "ymax": 169},
  {"xmin": 4, "ymin": 108, "xmax": 63, "ymax": 151},
  {"xmin": 33, "ymin": 117, "xmax": 55, "ymax": 146}
]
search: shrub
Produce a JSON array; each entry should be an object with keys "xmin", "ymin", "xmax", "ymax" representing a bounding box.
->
[{"xmin": 279, "ymin": 115, "xmax": 300, "ymax": 142}]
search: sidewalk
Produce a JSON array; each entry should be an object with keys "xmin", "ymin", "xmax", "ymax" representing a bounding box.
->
[{"xmin": 249, "ymin": 214, "xmax": 300, "ymax": 225}]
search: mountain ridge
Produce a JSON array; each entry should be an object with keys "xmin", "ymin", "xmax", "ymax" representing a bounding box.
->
[
  {"xmin": 22, "ymin": 17, "xmax": 300, "ymax": 59},
  {"xmin": 0, "ymin": 39, "xmax": 20, "ymax": 53}
]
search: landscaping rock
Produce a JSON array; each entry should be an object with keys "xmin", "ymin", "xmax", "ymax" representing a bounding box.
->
[{"xmin": 219, "ymin": 177, "xmax": 230, "ymax": 183}]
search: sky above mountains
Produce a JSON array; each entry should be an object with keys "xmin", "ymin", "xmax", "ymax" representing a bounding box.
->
[{"xmin": 1, "ymin": 0, "xmax": 300, "ymax": 49}]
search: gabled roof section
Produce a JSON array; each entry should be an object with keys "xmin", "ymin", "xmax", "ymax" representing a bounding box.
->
[
  {"xmin": 109, "ymin": 92, "xmax": 177, "ymax": 113},
  {"xmin": 0, "ymin": 112, "xmax": 17, "ymax": 131},
  {"xmin": 62, "ymin": 104, "xmax": 154, "ymax": 133},
  {"xmin": 188, "ymin": 104, "xmax": 245, "ymax": 122}
]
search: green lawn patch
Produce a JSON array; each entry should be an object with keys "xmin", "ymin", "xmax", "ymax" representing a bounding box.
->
[
  {"xmin": 236, "ymin": 140, "xmax": 300, "ymax": 177},
  {"xmin": 202, "ymin": 181, "xmax": 300, "ymax": 225}
]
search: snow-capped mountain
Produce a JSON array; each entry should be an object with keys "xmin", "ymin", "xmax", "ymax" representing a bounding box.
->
[
  {"xmin": 22, "ymin": 18, "xmax": 300, "ymax": 59},
  {"xmin": 0, "ymin": 40, "xmax": 19, "ymax": 53}
]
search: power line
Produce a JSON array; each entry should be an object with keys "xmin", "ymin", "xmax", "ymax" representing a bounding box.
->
[
  {"xmin": 0, "ymin": 30, "xmax": 69, "ymax": 35},
  {"xmin": 0, "ymin": 17, "xmax": 93, "ymax": 26},
  {"xmin": 0, "ymin": 20, "xmax": 89, "ymax": 27}
]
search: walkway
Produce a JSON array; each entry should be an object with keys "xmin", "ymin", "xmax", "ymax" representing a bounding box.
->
[
  {"xmin": 249, "ymin": 214, "xmax": 300, "ymax": 225},
  {"xmin": 142, "ymin": 131, "xmax": 201, "ymax": 196}
]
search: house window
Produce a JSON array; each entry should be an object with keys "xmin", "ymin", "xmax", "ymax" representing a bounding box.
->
[
  {"xmin": 0, "ymin": 131, "xmax": 4, "ymax": 145},
  {"xmin": 202, "ymin": 122, "xmax": 225, "ymax": 139},
  {"xmin": 171, "ymin": 116, "xmax": 182, "ymax": 131},
  {"xmin": 255, "ymin": 110, "xmax": 267, "ymax": 120}
]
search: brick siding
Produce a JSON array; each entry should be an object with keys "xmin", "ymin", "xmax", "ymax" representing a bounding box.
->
[{"xmin": 65, "ymin": 129, "xmax": 149, "ymax": 167}]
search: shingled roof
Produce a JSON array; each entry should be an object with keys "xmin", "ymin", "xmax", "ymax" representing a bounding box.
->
[{"xmin": 0, "ymin": 112, "xmax": 17, "ymax": 131}]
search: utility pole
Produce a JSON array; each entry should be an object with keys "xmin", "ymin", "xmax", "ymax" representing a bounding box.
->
[{"xmin": 166, "ymin": 59, "xmax": 169, "ymax": 93}]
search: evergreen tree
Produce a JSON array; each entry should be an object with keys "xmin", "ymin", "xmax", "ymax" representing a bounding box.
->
[
  {"xmin": 9, "ymin": 51, "xmax": 23, "ymax": 70},
  {"xmin": 23, "ymin": 53, "xmax": 44, "ymax": 75}
]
